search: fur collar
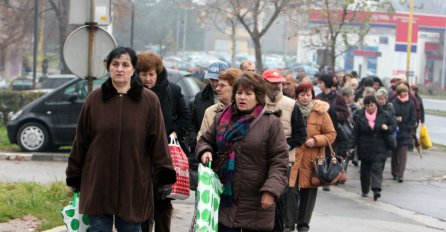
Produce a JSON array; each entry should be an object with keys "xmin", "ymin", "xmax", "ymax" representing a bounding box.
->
[
  {"xmin": 312, "ymin": 100, "xmax": 330, "ymax": 114},
  {"xmin": 101, "ymin": 76, "xmax": 143, "ymax": 102}
]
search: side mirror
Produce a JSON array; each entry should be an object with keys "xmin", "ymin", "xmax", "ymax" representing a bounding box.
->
[{"xmin": 68, "ymin": 92, "xmax": 79, "ymax": 103}]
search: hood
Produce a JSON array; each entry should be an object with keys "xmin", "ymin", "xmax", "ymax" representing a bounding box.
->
[
  {"xmin": 312, "ymin": 100, "xmax": 330, "ymax": 114},
  {"xmin": 151, "ymin": 68, "xmax": 168, "ymax": 93}
]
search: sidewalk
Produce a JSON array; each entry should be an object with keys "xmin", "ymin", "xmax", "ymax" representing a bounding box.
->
[{"xmin": 1, "ymin": 149, "xmax": 442, "ymax": 232}]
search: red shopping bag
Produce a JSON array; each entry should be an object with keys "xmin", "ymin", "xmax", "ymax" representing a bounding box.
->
[{"xmin": 167, "ymin": 136, "xmax": 190, "ymax": 200}]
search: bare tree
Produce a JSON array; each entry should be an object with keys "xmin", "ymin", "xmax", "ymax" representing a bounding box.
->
[
  {"xmin": 48, "ymin": 0, "xmax": 71, "ymax": 73},
  {"xmin": 0, "ymin": 1, "xmax": 34, "ymax": 71},
  {"xmin": 228, "ymin": 0, "xmax": 302, "ymax": 71},
  {"xmin": 305, "ymin": 0, "xmax": 394, "ymax": 72},
  {"xmin": 195, "ymin": 1, "xmax": 239, "ymax": 66}
]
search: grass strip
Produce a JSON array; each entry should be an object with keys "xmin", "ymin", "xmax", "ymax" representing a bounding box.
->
[{"xmin": 0, "ymin": 182, "xmax": 71, "ymax": 230}]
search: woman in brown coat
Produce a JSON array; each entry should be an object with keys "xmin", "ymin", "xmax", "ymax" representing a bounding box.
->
[
  {"xmin": 196, "ymin": 73, "xmax": 289, "ymax": 232},
  {"xmin": 66, "ymin": 47, "xmax": 176, "ymax": 231},
  {"xmin": 289, "ymin": 83, "xmax": 336, "ymax": 232}
]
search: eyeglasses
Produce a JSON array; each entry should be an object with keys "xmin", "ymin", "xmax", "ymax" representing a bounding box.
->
[{"xmin": 216, "ymin": 83, "xmax": 230, "ymax": 89}]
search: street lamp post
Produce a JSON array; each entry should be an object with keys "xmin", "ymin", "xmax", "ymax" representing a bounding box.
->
[{"xmin": 130, "ymin": 0, "xmax": 134, "ymax": 48}]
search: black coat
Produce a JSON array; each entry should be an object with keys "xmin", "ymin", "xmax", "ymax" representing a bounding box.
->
[
  {"xmin": 190, "ymin": 83, "xmax": 216, "ymax": 143},
  {"xmin": 348, "ymin": 107, "xmax": 397, "ymax": 162},
  {"xmin": 392, "ymin": 97, "xmax": 417, "ymax": 147},
  {"xmin": 151, "ymin": 68, "xmax": 191, "ymax": 139}
]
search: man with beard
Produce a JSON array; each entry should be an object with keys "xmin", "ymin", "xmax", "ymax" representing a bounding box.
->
[{"xmin": 262, "ymin": 69, "xmax": 306, "ymax": 232}]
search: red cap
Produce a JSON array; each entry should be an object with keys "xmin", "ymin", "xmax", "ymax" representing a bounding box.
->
[{"xmin": 262, "ymin": 69, "xmax": 286, "ymax": 83}]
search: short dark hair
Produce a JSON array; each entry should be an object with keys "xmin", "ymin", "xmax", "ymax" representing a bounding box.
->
[
  {"xmin": 105, "ymin": 47, "xmax": 137, "ymax": 72},
  {"xmin": 363, "ymin": 95, "xmax": 378, "ymax": 105},
  {"xmin": 232, "ymin": 72, "xmax": 267, "ymax": 106},
  {"xmin": 135, "ymin": 51, "xmax": 164, "ymax": 74},
  {"xmin": 319, "ymin": 74, "xmax": 334, "ymax": 88}
]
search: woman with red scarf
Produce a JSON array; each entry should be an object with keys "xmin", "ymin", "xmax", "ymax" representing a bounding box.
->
[{"xmin": 196, "ymin": 73, "xmax": 289, "ymax": 232}]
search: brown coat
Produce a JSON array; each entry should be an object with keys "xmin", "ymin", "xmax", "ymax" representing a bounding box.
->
[
  {"xmin": 196, "ymin": 109, "xmax": 288, "ymax": 231},
  {"xmin": 289, "ymin": 100, "xmax": 336, "ymax": 188},
  {"xmin": 66, "ymin": 79, "xmax": 176, "ymax": 223}
]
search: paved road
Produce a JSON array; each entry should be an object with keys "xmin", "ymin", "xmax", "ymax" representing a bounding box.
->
[
  {"xmin": 425, "ymin": 114, "xmax": 446, "ymax": 146},
  {"xmin": 1, "ymin": 149, "xmax": 446, "ymax": 232},
  {"xmin": 423, "ymin": 98, "xmax": 446, "ymax": 111}
]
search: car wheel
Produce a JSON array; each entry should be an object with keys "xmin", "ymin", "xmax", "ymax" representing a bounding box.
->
[{"xmin": 17, "ymin": 122, "xmax": 50, "ymax": 152}]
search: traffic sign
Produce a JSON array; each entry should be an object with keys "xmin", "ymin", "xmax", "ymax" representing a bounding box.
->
[
  {"xmin": 63, "ymin": 25, "xmax": 117, "ymax": 78},
  {"xmin": 69, "ymin": 0, "xmax": 112, "ymax": 26}
]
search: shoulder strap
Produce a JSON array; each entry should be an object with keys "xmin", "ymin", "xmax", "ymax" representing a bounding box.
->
[{"xmin": 166, "ymin": 84, "xmax": 177, "ymax": 119}]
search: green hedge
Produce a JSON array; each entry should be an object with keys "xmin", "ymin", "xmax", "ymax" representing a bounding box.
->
[{"xmin": 0, "ymin": 91, "xmax": 46, "ymax": 125}]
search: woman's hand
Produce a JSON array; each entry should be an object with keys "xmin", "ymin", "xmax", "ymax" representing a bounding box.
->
[
  {"xmin": 201, "ymin": 151, "xmax": 212, "ymax": 165},
  {"xmin": 261, "ymin": 192, "xmax": 275, "ymax": 209},
  {"xmin": 305, "ymin": 138, "xmax": 315, "ymax": 148},
  {"xmin": 396, "ymin": 116, "xmax": 402, "ymax": 122},
  {"xmin": 381, "ymin": 124, "xmax": 388, "ymax": 130}
]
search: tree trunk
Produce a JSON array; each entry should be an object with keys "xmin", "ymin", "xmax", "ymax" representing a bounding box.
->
[
  {"xmin": 230, "ymin": 22, "xmax": 237, "ymax": 67},
  {"xmin": 254, "ymin": 37, "xmax": 263, "ymax": 72}
]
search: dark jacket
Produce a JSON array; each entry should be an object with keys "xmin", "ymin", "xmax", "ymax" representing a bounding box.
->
[
  {"xmin": 151, "ymin": 68, "xmax": 191, "ymax": 139},
  {"xmin": 66, "ymin": 77, "xmax": 176, "ymax": 223},
  {"xmin": 189, "ymin": 83, "xmax": 216, "ymax": 148},
  {"xmin": 315, "ymin": 90, "xmax": 350, "ymax": 126},
  {"xmin": 196, "ymin": 109, "xmax": 288, "ymax": 231},
  {"xmin": 382, "ymin": 102, "xmax": 396, "ymax": 118},
  {"xmin": 415, "ymin": 95, "xmax": 425, "ymax": 123},
  {"xmin": 348, "ymin": 107, "xmax": 397, "ymax": 162},
  {"xmin": 392, "ymin": 97, "xmax": 417, "ymax": 147},
  {"xmin": 389, "ymin": 93, "xmax": 420, "ymax": 123}
]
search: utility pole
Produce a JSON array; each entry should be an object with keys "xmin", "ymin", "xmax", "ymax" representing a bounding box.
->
[
  {"xmin": 32, "ymin": 0, "xmax": 38, "ymax": 89},
  {"xmin": 130, "ymin": 0, "xmax": 134, "ymax": 48},
  {"xmin": 405, "ymin": 0, "xmax": 414, "ymax": 82},
  {"xmin": 182, "ymin": 9, "xmax": 188, "ymax": 62}
]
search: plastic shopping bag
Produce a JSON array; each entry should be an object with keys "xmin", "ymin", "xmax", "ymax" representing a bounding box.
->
[
  {"xmin": 419, "ymin": 125, "xmax": 432, "ymax": 149},
  {"xmin": 195, "ymin": 162, "xmax": 224, "ymax": 232},
  {"xmin": 167, "ymin": 135, "xmax": 190, "ymax": 200},
  {"xmin": 61, "ymin": 192, "xmax": 90, "ymax": 232}
]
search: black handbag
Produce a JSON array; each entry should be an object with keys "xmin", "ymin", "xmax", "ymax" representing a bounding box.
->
[
  {"xmin": 311, "ymin": 141, "xmax": 347, "ymax": 186},
  {"xmin": 384, "ymin": 133, "xmax": 397, "ymax": 150}
]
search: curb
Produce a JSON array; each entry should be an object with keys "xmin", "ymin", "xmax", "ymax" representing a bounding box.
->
[
  {"xmin": 43, "ymin": 225, "xmax": 66, "ymax": 232},
  {"xmin": 0, "ymin": 152, "xmax": 68, "ymax": 162}
]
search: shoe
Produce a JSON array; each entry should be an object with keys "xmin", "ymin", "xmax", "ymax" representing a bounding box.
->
[
  {"xmin": 322, "ymin": 186, "xmax": 331, "ymax": 191},
  {"xmin": 398, "ymin": 177, "xmax": 404, "ymax": 183},
  {"xmin": 361, "ymin": 193, "xmax": 368, "ymax": 197},
  {"xmin": 392, "ymin": 176, "xmax": 397, "ymax": 180},
  {"xmin": 373, "ymin": 191, "xmax": 381, "ymax": 201},
  {"xmin": 352, "ymin": 160, "xmax": 359, "ymax": 166}
]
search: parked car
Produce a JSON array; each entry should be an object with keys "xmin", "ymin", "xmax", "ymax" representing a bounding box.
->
[
  {"xmin": 9, "ymin": 77, "xmax": 33, "ymax": 91},
  {"xmin": 36, "ymin": 74, "xmax": 77, "ymax": 92},
  {"xmin": 7, "ymin": 69, "xmax": 203, "ymax": 152}
]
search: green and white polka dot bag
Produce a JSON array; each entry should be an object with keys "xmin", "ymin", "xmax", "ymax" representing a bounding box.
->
[
  {"xmin": 61, "ymin": 192, "xmax": 90, "ymax": 232},
  {"xmin": 194, "ymin": 162, "xmax": 224, "ymax": 232}
]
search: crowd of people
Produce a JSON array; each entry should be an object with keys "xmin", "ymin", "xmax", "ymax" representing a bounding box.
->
[{"xmin": 65, "ymin": 46, "xmax": 425, "ymax": 232}]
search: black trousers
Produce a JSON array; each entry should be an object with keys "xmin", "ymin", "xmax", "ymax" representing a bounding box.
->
[
  {"xmin": 141, "ymin": 199, "xmax": 172, "ymax": 232},
  {"xmin": 273, "ymin": 165, "xmax": 299, "ymax": 232},
  {"xmin": 296, "ymin": 188, "xmax": 318, "ymax": 232},
  {"xmin": 360, "ymin": 159, "xmax": 385, "ymax": 194}
]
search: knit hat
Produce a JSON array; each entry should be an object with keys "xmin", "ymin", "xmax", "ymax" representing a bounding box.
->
[
  {"xmin": 319, "ymin": 74, "xmax": 334, "ymax": 88},
  {"xmin": 295, "ymin": 82, "xmax": 315, "ymax": 98},
  {"xmin": 205, "ymin": 61, "xmax": 229, "ymax": 80},
  {"xmin": 262, "ymin": 69, "xmax": 286, "ymax": 83}
]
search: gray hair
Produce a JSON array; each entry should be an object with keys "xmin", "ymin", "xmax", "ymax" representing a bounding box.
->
[
  {"xmin": 375, "ymin": 88, "xmax": 388, "ymax": 100},
  {"xmin": 362, "ymin": 87, "xmax": 376, "ymax": 97},
  {"xmin": 341, "ymin": 86, "xmax": 354, "ymax": 97}
]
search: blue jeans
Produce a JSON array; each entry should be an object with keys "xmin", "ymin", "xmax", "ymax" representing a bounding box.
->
[{"xmin": 89, "ymin": 215, "xmax": 142, "ymax": 232}]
